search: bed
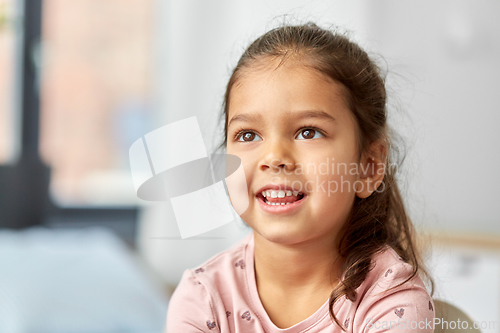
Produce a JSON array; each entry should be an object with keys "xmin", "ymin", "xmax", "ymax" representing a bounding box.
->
[{"xmin": 0, "ymin": 225, "xmax": 169, "ymax": 333}]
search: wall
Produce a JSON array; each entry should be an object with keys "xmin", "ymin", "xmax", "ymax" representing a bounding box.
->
[
  {"xmin": 367, "ymin": 0, "xmax": 500, "ymax": 233},
  {"xmin": 141, "ymin": 0, "xmax": 500, "ymax": 287}
]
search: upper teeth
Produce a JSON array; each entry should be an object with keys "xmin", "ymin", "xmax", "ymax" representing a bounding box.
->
[{"xmin": 262, "ymin": 190, "xmax": 300, "ymax": 198}]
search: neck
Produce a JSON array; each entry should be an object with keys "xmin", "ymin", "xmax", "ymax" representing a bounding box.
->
[{"xmin": 253, "ymin": 230, "xmax": 343, "ymax": 297}]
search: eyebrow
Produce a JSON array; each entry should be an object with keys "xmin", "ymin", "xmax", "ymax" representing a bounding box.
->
[
  {"xmin": 228, "ymin": 110, "xmax": 336, "ymax": 128},
  {"xmin": 294, "ymin": 110, "xmax": 336, "ymax": 123},
  {"xmin": 228, "ymin": 112, "xmax": 264, "ymax": 129}
]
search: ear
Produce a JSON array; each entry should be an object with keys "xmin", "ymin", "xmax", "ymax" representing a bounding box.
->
[{"xmin": 355, "ymin": 141, "xmax": 387, "ymax": 199}]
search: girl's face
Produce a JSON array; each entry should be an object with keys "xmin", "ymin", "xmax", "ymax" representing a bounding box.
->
[{"xmin": 226, "ymin": 60, "xmax": 362, "ymax": 246}]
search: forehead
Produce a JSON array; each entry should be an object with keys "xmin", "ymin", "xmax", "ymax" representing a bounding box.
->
[{"xmin": 227, "ymin": 60, "xmax": 353, "ymax": 127}]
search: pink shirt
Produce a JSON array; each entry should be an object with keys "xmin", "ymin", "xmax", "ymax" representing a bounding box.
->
[{"xmin": 166, "ymin": 232, "xmax": 435, "ymax": 332}]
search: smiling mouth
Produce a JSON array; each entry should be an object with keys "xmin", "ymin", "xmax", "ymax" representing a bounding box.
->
[{"xmin": 256, "ymin": 192, "xmax": 306, "ymax": 206}]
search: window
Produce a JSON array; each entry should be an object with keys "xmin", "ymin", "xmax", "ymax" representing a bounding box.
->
[
  {"xmin": 40, "ymin": 0, "xmax": 154, "ymax": 206},
  {"xmin": 0, "ymin": 0, "xmax": 17, "ymax": 164}
]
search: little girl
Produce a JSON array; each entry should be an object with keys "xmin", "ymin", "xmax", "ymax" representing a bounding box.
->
[{"xmin": 166, "ymin": 23, "xmax": 435, "ymax": 332}]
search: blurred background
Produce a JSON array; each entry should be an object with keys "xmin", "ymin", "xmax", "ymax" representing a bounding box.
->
[{"xmin": 0, "ymin": 0, "xmax": 499, "ymax": 332}]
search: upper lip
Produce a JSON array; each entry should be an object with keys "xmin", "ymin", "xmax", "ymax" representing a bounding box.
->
[{"xmin": 256, "ymin": 184, "xmax": 305, "ymax": 195}]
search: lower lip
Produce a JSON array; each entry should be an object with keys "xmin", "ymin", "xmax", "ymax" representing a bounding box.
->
[{"xmin": 256, "ymin": 195, "xmax": 306, "ymax": 215}]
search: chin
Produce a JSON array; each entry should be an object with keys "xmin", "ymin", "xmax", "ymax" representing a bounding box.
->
[{"xmin": 253, "ymin": 224, "xmax": 309, "ymax": 246}]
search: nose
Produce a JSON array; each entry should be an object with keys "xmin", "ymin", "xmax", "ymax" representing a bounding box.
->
[{"xmin": 259, "ymin": 140, "xmax": 296, "ymax": 174}]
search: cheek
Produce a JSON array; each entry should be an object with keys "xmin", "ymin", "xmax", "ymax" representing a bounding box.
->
[
  {"xmin": 228, "ymin": 147, "xmax": 257, "ymax": 173},
  {"xmin": 308, "ymin": 173, "xmax": 357, "ymax": 229},
  {"xmin": 304, "ymin": 148, "xmax": 359, "ymax": 207},
  {"xmin": 225, "ymin": 149, "xmax": 256, "ymax": 200},
  {"xmin": 310, "ymin": 173, "xmax": 357, "ymax": 202}
]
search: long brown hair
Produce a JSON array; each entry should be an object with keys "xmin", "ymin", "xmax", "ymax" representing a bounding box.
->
[{"xmin": 217, "ymin": 22, "xmax": 434, "ymax": 330}]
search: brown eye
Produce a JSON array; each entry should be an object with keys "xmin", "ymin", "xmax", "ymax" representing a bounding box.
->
[
  {"xmin": 237, "ymin": 131, "xmax": 261, "ymax": 142},
  {"xmin": 243, "ymin": 132, "xmax": 255, "ymax": 141},
  {"xmin": 301, "ymin": 129, "xmax": 315, "ymax": 139},
  {"xmin": 297, "ymin": 128, "xmax": 323, "ymax": 140}
]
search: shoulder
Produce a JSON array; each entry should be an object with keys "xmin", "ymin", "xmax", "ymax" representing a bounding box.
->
[
  {"xmin": 350, "ymin": 245, "xmax": 435, "ymax": 332},
  {"xmin": 166, "ymin": 233, "xmax": 253, "ymax": 332},
  {"xmin": 361, "ymin": 245, "xmax": 420, "ymax": 295},
  {"xmin": 190, "ymin": 232, "xmax": 252, "ymax": 291},
  {"xmin": 166, "ymin": 269, "xmax": 216, "ymax": 332}
]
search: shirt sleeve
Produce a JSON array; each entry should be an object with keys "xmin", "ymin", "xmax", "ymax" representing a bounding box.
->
[
  {"xmin": 166, "ymin": 269, "xmax": 220, "ymax": 333},
  {"xmin": 354, "ymin": 263, "xmax": 435, "ymax": 333}
]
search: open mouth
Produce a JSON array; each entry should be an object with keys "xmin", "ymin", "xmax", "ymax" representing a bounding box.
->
[{"xmin": 256, "ymin": 191, "xmax": 306, "ymax": 206}]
